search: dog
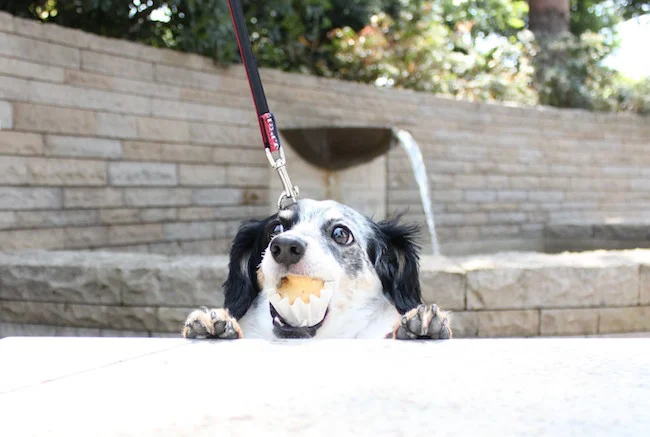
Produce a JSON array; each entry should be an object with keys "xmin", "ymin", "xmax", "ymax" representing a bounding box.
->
[{"xmin": 182, "ymin": 199, "xmax": 451, "ymax": 340}]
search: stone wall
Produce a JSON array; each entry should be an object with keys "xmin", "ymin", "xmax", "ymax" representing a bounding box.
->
[
  {"xmin": 2, "ymin": 250, "xmax": 650, "ymax": 338},
  {"xmin": 1, "ymin": 12, "xmax": 649, "ymax": 256}
]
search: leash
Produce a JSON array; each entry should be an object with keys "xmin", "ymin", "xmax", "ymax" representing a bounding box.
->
[{"xmin": 226, "ymin": 0, "xmax": 299, "ymax": 210}]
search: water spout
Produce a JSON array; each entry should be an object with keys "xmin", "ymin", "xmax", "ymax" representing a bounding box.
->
[{"xmin": 392, "ymin": 129, "xmax": 441, "ymax": 256}]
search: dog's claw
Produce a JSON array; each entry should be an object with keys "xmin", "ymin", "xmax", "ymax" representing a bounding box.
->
[
  {"xmin": 182, "ymin": 308, "xmax": 243, "ymax": 340},
  {"xmin": 393, "ymin": 303, "xmax": 452, "ymax": 340}
]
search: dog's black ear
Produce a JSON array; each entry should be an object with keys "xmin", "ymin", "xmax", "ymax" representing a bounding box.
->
[
  {"xmin": 369, "ymin": 216, "xmax": 423, "ymax": 314},
  {"xmin": 223, "ymin": 219, "xmax": 269, "ymax": 319}
]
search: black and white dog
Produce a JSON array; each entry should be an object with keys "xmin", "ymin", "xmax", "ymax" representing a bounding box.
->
[{"xmin": 183, "ymin": 199, "xmax": 451, "ymax": 340}]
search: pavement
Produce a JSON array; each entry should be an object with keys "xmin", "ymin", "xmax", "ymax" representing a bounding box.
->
[{"xmin": 0, "ymin": 337, "xmax": 649, "ymax": 436}]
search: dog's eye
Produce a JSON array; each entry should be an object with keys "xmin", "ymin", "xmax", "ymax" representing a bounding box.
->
[
  {"xmin": 270, "ymin": 223, "xmax": 284, "ymax": 237},
  {"xmin": 331, "ymin": 226, "xmax": 354, "ymax": 245}
]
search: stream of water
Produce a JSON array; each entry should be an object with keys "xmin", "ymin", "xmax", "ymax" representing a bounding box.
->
[{"xmin": 393, "ymin": 129, "xmax": 440, "ymax": 256}]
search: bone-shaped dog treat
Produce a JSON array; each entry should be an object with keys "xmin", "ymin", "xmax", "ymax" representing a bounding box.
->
[{"xmin": 277, "ymin": 275, "xmax": 324, "ymax": 304}]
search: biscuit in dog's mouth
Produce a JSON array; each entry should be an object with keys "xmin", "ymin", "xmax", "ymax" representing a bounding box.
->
[{"xmin": 269, "ymin": 274, "xmax": 333, "ymax": 328}]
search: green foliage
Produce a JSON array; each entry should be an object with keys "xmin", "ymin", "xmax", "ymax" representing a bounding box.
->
[
  {"xmin": 328, "ymin": 1, "xmax": 537, "ymax": 104},
  {"xmin": 0, "ymin": 0, "xmax": 647, "ymax": 114}
]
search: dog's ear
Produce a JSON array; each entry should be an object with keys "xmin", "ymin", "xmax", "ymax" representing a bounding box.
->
[
  {"xmin": 368, "ymin": 216, "xmax": 423, "ymax": 314},
  {"xmin": 223, "ymin": 219, "xmax": 269, "ymax": 319}
]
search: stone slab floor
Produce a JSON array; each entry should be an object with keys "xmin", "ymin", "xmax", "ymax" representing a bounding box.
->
[{"xmin": 0, "ymin": 337, "xmax": 649, "ymax": 436}]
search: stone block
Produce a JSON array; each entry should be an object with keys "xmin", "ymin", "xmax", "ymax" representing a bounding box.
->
[
  {"xmin": 0, "ymin": 157, "xmax": 27, "ymax": 184},
  {"xmin": 140, "ymin": 208, "xmax": 177, "ymax": 223},
  {"xmin": 123, "ymin": 188, "xmax": 192, "ymax": 207},
  {"xmin": 99, "ymin": 209, "xmax": 140, "ymax": 224},
  {"xmin": 14, "ymin": 210, "xmax": 98, "ymax": 227},
  {"xmin": 464, "ymin": 252, "xmax": 639, "ymax": 310},
  {"xmin": 212, "ymin": 146, "xmax": 266, "ymax": 166},
  {"xmin": 45, "ymin": 135, "xmax": 122, "ymax": 159},
  {"xmin": 0, "ymin": 187, "xmax": 62, "ymax": 210},
  {"xmin": 226, "ymin": 166, "xmax": 270, "ymax": 187},
  {"xmin": 112, "ymin": 76, "xmax": 180, "ymax": 100},
  {"xmin": 27, "ymin": 158, "xmax": 107, "ymax": 186},
  {"xmin": 641, "ymin": 265, "xmax": 650, "ymax": 306},
  {"xmin": 0, "ymin": 131, "xmax": 44, "ymax": 155},
  {"xmin": 0, "ymin": 300, "xmax": 164, "ymax": 332},
  {"xmin": 64, "ymin": 188, "xmax": 123, "ymax": 208},
  {"xmin": 81, "ymin": 50, "xmax": 153, "ymax": 80},
  {"xmin": 528, "ymin": 191, "xmax": 565, "ymax": 203},
  {"xmin": 189, "ymin": 123, "xmax": 259, "ymax": 146},
  {"xmin": 477, "ymin": 310, "xmax": 540, "ymax": 337},
  {"xmin": 448, "ymin": 311, "xmax": 478, "ymax": 338},
  {"xmin": 0, "ymin": 11, "xmax": 14, "ymax": 32},
  {"xmin": 0, "ymin": 32, "xmax": 80, "ymax": 68},
  {"xmin": 179, "ymin": 164, "xmax": 227, "ymax": 186},
  {"xmin": 420, "ymin": 257, "xmax": 466, "ymax": 310},
  {"xmin": 544, "ymin": 224, "xmax": 593, "ymax": 239},
  {"xmin": 453, "ymin": 175, "xmax": 486, "ymax": 189},
  {"xmin": 64, "ymin": 226, "xmax": 110, "ymax": 248},
  {"xmin": 13, "ymin": 15, "xmax": 89, "ymax": 48},
  {"xmin": 464, "ymin": 190, "xmax": 497, "ymax": 203},
  {"xmin": 163, "ymin": 222, "xmax": 214, "ymax": 241},
  {"xmin": 109, "ymin": 162, "xmax": 177, "ymax": 186},
  {"xmin": 0, "ymin": 322, "xmax": 112, "ymax": 338},
  {"xmin": 0, "ymin": 211, "xmax": 15, "ymax": 230},
  {"xmin": 0, "ymin": 251, "xmax": 227, "ymax": 310},
  {"xmin": 598, "ymin": 307, "xmax": 650, "ymax": 334},
  {"xmin": 122, "ymin": 141, "xmax": 161, "ymax": 161},
  {"xmin": 487, "ymin": 212, "xmax": 527, "ymax": 224},
  {"xmin": 178, "ymin": 207, "xmax": 215, "ymax": 221},
  {"xmin": 13, "ymin": 103, "xmax": 97, "ymax": 135},
  {"xmin": 120, "ymin": 257, "xmax": 227, "ymax": 307},
  {"xmin": 540, "ymin": 309, "xmax": 599, "ymax": 336},
  {"xmin": 630, "ymin": 179, "xmax": 650, "ymax": 191},
  {"xmin": 96, "ymin": 112, "xmax": 137, "ymax": 139},
  {"xmin": 108, "ymin": 224, "xmax": 164, "ymax": 245},
  {"xmin": 27, "ymin": 81, "xmax": 150, "ymax": 116},
  {"xmin": 191, "ymin": 188, "xmax": 245, "ymax": 206},
  {"xmin": 0, "ymin": 100, "xmax": 12, "ymax": 129},
  {"xmin": 151, "ymin": 99, "xmax": 250, "ymax": 124},
  {"xmin": 0, "ymin": 228, "xmax": 64, "ymax": 251},
  {"xmin": 179, "ymin": 240, "xmax": 223, "ymax": 256},
  {"xmin": 160, "ymin": 144, "xmax": 213, "ymax": 164},
  {"xmin": 154, "ymin": 64, "xmax": 246, "ymax": 95},
  {"xmin": 509, "ymin": 176, "xmax": 541, "ymax": 189},
  {"xmin": 136, "ymin": 117, "xmax": 189, "ymax": 142},
  {"xmin": 497, "ymin": 190, "xmax": 528, "ymax": 202},
  {"xmin": 64, "ymin": 69, "xmax": 113, "ymax": 90}
]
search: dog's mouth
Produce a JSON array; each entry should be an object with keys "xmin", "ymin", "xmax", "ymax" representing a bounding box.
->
[
  {"xmin": 267, "ymin": 274, "xmax": 333, "ymax": 337},
  {"xmin": 270, "ymin": 304, "xmax": 329, "ymax": 338}
]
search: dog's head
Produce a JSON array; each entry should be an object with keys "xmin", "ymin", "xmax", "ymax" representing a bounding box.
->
[{"xmin": 223, "ymin": 199, "xmax": 422, "ymax": 336}]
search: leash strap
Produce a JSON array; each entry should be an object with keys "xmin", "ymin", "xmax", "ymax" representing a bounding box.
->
[{"xmin": 226, "ymin": 0, "xmax": 299, "ymax": 209}]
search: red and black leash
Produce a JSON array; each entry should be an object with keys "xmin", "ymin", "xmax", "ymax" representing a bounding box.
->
[{"xmin": 226, "ymin": 0, "xmax": 299, "ymax": 209}]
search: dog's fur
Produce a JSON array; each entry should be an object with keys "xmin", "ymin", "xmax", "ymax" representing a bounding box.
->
[{"xmin": 183, "ymin": 199, "xmax": 451, "ymax": 340}]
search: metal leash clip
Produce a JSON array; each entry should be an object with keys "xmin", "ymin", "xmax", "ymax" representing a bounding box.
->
[{"xmin": 265, "ymin": 146, "xmax": 299, "ymax": 210}]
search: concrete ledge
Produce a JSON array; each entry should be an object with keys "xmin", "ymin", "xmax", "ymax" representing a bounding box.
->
[
  {"xmin": 1, "ymin": 249, "xmax": 650, "ymax": 338},
  {"xmin": 1, "ymin": 337, "xmax": 650, "ymax": 436}
]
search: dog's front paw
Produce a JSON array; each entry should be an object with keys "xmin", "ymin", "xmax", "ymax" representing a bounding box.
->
[
  {"xmin": 182, "ymin": 307, "xmax": 243, "ymax": 339},
  {"xmin": 393, "ymin": 304, "xmax": 451, "ymax": 340}
]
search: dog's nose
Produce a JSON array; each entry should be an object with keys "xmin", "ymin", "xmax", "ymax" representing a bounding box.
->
[{"xmin": 270, "ymin": 235, "xmax": 306, "ymax": 266}]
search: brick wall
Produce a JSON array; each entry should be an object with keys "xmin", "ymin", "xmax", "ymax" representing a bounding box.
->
[{"xmin": 1, "ymin": 12, "xmax": 649, "ymax": 255}]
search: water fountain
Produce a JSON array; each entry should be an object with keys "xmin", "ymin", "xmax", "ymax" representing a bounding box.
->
[
  {"xmin": 392, "ymin": 129, "xmax": 440, "ymax": 256},
  {"xmin": 280, "ymin": 127, "xmax": 440, "ymax": 255}
]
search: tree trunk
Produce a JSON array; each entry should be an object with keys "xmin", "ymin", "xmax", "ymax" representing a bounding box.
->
[{"xmin": 528, "ymin": 0, "xmax": 570, "ymax": 38}]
